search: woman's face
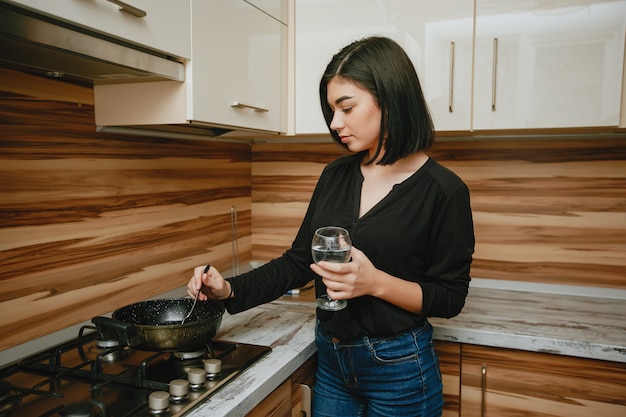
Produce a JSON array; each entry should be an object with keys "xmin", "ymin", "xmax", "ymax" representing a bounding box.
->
[{"xmin": 326, "ymin": 77, "xmax": 382, "ymax": 157}]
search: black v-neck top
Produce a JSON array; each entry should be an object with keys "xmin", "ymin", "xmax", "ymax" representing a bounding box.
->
[{"xmin": 225, "ymin": 153, "xmax": 475, "ymax": 341}]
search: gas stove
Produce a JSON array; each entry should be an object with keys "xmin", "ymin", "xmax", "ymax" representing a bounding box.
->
[{"xmin": 0, "ymin": 324, "xmax": 271, "ymax": 417}]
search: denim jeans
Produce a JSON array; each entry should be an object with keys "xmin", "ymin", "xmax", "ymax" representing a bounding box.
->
[{"xmin": 313, "ymin": 320, "xmax": 443, "ymax": 417}]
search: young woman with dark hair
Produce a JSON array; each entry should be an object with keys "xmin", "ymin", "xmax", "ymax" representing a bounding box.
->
[{"xmin": 188, "ymin": 36, "xmax": 474, "ymax": 417}]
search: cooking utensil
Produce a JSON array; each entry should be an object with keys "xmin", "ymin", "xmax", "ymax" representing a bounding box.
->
[
  {"xmin": 92, "ymin": 297, "xmax": 224, "ymax": 351},
  {"xmin": 181, "ymin": 264, "xmax": 210, "ymax": 324}
]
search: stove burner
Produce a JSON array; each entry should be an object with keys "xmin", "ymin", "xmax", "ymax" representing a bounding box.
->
[
  {"xmin": 56, "ymin": 400, "xmax": 108, "ymax": 417},
  {"xmin": 89, "ymin": 343, "xmax": 130, "ymax": 363},
  {"xmin": 96, "ymin": 338, "xmax": 121, "ymax": 349},
  {"xmin": 173, "ymin": 349, "xmax": 205, "ymax": 360}
]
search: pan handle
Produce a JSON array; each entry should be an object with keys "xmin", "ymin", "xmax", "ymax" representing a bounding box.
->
[{"xmin": 92, "ymin": 316, "xmax": 146, "ymax": 347}]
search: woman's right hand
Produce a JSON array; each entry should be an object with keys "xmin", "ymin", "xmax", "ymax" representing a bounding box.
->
[{"xmin": 187, "ymin": 265, "xmax": 232, "ymax": 301}]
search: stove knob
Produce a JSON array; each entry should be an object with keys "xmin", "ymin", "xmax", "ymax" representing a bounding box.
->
[
  {"xmin": 169, "ymin": 378, "xmax": 190, "ymax": 402},
  {"xmin": 149, "ymin": 391, "xmax": 170, "ymax": 412},
  {"xmin": 187, "ymin": 367, "xmax": 206, "ymax": 389},
  {"xmin": 204, "ymin": 358, "xmax": 222, "ymax": 379}
]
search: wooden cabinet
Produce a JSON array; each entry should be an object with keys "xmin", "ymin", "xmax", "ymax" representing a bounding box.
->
[
  {"xmin": 434, "ymin": 340, "xmax": 462, "ymax": 417},
  {"xmin": 247, "ymin": 354, "xmax": 316, "ymax": 417},
  {"xmin": 94, "ymin": 0, "xmax": 288, "ymax": 134},
  {"xmin": 3, "ymin": 0, "xmax": 191, "ymax": 59},
  {"xmin": 460, "ymin": 344, "xmax": 626, "ymax": 417},
  {"xmin": 473, "ymin": 0, "xmax": 625, "ymax": 130},
  {"xmin": 294, "ymin": 0, "xmax": 626, "ymax": 134}
]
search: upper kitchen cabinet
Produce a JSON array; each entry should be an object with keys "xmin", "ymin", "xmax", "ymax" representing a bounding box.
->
[
  {"xmin": 295, "ymin": 0, "xmax": 625, "ymax": 134},
  {"xmin": 190, "ymin": 0, "xmax": 287, "ymax": 133},
  {"xmin": 3, "ymin": 0, "xmax": 191, "ymax": 60},
  {"xmin": 473, "ymin": 0, "xmax": 626, "ymax": 130},
  {"xmin": 94, "ymin": 0, "xmax": 289, "ymax": 135},
  {"xmin": 294, "ymin": 0, "xmax": 474, "ymax": 134}
]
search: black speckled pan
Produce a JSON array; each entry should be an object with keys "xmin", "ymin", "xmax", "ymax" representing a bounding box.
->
[{"xmin": 93, "ymin": 298, "xmax": 224, "ymax": 351}]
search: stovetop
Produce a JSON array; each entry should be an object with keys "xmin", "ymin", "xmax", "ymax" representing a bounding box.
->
[{"xmin": 0, "ymin": 325, "xmax": 271, "ymax": 417}]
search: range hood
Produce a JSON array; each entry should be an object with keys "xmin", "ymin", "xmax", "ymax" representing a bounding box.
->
[{"xmin": 0, "ymin": 2, "xmax": 184, "ymax": 84}]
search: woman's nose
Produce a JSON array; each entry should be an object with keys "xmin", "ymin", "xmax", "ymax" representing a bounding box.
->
[{"xmin": 330, "ymin": 112, "xmax": 343, "ymax": 131}]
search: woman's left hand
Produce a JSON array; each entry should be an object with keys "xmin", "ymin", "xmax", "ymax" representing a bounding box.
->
[{"xmin": 310, "ymin": 247, "xmax": 380, "ymax": 301}]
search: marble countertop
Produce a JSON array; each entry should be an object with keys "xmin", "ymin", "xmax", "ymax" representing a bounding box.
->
[
  {"xmin": 184, "ymin": 284, "xmax": 626, "ymax": 416},
  {"xmin": 430, "ymin": 286, "xmax": 626, "ymax": 363}
]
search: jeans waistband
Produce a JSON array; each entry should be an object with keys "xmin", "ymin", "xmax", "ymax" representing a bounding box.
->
[{"xmin": 316, "ymin": 320, "xmax": 430, "ymax": 346}]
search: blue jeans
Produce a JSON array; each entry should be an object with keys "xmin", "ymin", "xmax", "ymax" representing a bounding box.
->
[{"xmin": 313, "ymin": 320, "xmax": 443, "ymax": 417}]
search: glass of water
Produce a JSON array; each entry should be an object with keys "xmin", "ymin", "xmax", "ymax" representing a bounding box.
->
[{"xmin": 311, "ymin": 226, "xmax": 351, "ymax": 311}]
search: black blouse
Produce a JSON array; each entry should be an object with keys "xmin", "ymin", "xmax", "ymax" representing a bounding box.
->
[{"xmin": 224, "ymin": 153, "xmax": 475, "ymax": 341}]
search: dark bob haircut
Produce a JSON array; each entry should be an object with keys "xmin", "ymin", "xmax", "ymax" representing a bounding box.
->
[{"xmin": 319, "ymin": 36, "xmax": 435, "ymax": 165}]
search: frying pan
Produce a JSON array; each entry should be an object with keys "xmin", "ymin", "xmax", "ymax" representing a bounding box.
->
[{"xmin": 92, "ymin": 298, "xmax": 224, "ymax": 351}]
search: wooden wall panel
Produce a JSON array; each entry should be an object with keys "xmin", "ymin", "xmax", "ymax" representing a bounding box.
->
[
  {"xmin": 251, "ymin": 138, "xmax": 626, "ymax": 289},
  {"xmin": 0, "ymin": 71, "xmax": 252, "ymax": 350},
  {"xmin": 251, "ymin": 144, "xmax": 347, "ymax": 260}
]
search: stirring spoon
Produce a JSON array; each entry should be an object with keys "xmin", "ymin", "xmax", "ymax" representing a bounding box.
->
[{"xmin": 181, "ymin": 264, "xmax": 210, "ymax": 324}]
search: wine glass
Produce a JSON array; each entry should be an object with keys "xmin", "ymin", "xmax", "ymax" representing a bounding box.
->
[{"xmin": 311, "ymin": 226, "xmax": 351, "ymax": 311}]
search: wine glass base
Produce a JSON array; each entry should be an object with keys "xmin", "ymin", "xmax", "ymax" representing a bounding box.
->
[{"xmin": 316, "ymin": 295, "xmax": 347, "ymax": 311}]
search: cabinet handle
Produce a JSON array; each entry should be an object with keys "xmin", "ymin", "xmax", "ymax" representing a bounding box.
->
[
  {"xmin": 449, "ymin": 41, "xmax": 455, "ymax": 113},
  {"xmin": 481, "ymin": 364, "xmax": 487, "ymax": 417},
  {"xmin": 491, "ymin": 38, "xmax": 498, "ymax": 111},
  {"xmin": 231, "ymin": 206, "xmax": 239, "ymax": 276},
  {"xmin": 105, "ymin": 0, "xmax": 147, "ymax": 17},
  {"xmin": 229, "ymin": 102, "xmax": 269, "ymax": 113},
  {"xmin": 299, "ymin": 384, "xmax": 312, "ymax": 416}
]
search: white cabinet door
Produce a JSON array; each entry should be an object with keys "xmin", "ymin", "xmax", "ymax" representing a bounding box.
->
[
  {"xmin": 295, "ymin": 0, "xmax": 391, "ymax": 134},
  {"xmin": 411, "ymin": 1, "xmax": 474, "ymax": 131},
  {"xmin": 245, "ymin": 0, "xmax": 287, "ymax": 24},
  {"xmin": 190, "ymin": 0, "xmax": 287, "ymax": 133},
  {"xmin": 473, "ymin": 0, "xmax": 626, "ymax": 130},
  {"xmin": 4, "ymin": 0, "xmax": 191, "ymax": 59},
  {"xmin": 294, "ymin": 0, "xmax": 474, "ymax": 135}
]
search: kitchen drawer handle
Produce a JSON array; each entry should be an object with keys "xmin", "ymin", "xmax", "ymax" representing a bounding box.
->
[
  {"xmin": 481, "ymin": 364, "xmax": 487, "ymax": 417},
  {"xmin": 231, "ymin": 206, "xmax": 239, "ymax": 275},
  {"xmin": 491, "ymin": 37, "xmax": 498, "ymax": 111},
  {"xmin": 106, "ymin": 0, "xmax": 147, "ymax": 18},
  {"xmin": 449, "ymin": 41, "xmax": 455, "ymax": 113},
  {"xmin": 230, "ymin": 102, "xmax": 269, "ymax": 113},
  {"xmin": 299, "ymin": 384, "xmax": 312, "ymax": 416}
]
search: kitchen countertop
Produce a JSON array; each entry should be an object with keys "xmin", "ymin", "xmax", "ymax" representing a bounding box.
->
[
  {"xmin": 430, "ymin": 286, "xmax": 626, "ymax": 363},
  {"xmin": 185, "ymin": 283, "xmax": 626, "ymax": 416}
]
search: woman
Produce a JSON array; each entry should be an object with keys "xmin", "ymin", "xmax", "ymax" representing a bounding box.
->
[{"xmin": 188, "ymin": 36, "xmax": 474, "ymax": 417}]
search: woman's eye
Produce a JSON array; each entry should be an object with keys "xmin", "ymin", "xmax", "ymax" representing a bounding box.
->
[{"xmin": 342, "ymin": 107, "xmax": 352, "ymax": 113}]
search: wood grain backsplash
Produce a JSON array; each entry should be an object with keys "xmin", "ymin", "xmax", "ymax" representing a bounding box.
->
[
  {"xmin": 0, "ymin": 70, "xmax": 253, "ymax": 350},
  {"xmin": 251, "ymin": 137, "xmax": 626, "ymax": 290}
]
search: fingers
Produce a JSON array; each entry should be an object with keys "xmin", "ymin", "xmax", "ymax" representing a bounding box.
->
[{"xmin": 188, "ymin": 264, "xmax": 211, "ymax": 300}]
